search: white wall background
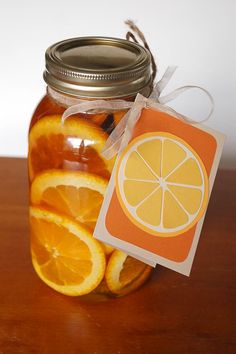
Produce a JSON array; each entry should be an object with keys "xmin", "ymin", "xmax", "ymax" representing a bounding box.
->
[{"xmin": 0, "ymin": 0, "xmax": 235, "ymax": 168}]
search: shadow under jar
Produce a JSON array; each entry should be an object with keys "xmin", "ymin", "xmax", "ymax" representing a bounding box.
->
[{"xmin": 28, "ymin": 36, "xmax": 153, "ymax": 298}]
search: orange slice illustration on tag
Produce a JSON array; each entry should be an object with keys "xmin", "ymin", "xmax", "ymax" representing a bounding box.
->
[{"xmin": 116, "ymin": 132, "xmax": 209, "ymax": 237}]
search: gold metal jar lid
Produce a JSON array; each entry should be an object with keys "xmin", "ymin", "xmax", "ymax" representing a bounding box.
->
[{"xmin": 44, "ymin": 36, "xmax": 151, "ymax": 99}]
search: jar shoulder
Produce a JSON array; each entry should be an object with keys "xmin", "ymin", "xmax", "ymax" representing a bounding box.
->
[{"xmin": 30, "ymin": 94, "xmax": 65, "ymax": 130}]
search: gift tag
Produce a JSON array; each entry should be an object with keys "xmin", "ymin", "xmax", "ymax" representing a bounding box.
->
[{"xmin": 94, "ymin": 94, "xmax": 225, "ymax": 275}]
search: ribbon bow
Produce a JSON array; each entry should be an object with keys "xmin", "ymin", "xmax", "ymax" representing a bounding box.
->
[{"xmin": 61, "ymin": 66, "xmax": 214, "ymax": 160}]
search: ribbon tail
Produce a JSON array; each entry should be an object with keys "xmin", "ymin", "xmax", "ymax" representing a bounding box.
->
[
  {"xmin": 159, "ymin": 85, "xmax": 214, "ymax": 124},
  {"xmin": 150, "ymin": 66, "xmax": 178, "ymax": 100},
  {"xmin": 101, "ymin": 110, "xmax": 131, "ymax": 159},
  {"xmin": 101, "ymin": 96, "xmax": 147, "ymax": 160}
]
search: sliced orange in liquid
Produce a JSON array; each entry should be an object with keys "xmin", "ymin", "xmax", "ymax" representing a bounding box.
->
[
  {"xmin": 29, "ymin": 115, "xmax": 114, "ymax": 181},
  {"xmin": 30, "ymin": 207, "xmax": 106, "ymax": 296},
  {"xmin": 105, "ymin": 250, "xmax": 152, "ymax": 296}
]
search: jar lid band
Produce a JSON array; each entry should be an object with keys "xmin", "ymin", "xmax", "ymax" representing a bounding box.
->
[{"xmin": 44, "ymin": 36, "xmax": 152, "ymax": 99}]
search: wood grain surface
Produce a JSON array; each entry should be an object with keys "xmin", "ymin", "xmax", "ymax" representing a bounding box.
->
[{"xmin": 0, "ymin": 158, "xmax": 235, "ymax": 354}]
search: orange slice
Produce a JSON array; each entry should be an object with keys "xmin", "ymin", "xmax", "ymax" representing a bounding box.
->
[
  {"xmin": 30, "ymin": 207, "xmax": 106, "ymax": 296},
  {"xmin": 116, "ymin": 132, "xmax": 208, "ymax": 237},
  {"xmin": 30, "ymin": 170, "xmax": 114, "ymax": 255},
  {"xmin": 100, "ymin": 243, "xmax": 114, "ymax": 256},
  {"xmin": 31, "ymin": 170, "xmax": 107, "ymax": 230},
  {"xmin": 28, "ymin": 115, "xmax": 114, "ymax": 181},
  {"xmin": 105, "ymin": 250, "xmax": 152, "ymax": 296}
]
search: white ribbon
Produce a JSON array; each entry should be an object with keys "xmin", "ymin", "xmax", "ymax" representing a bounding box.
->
[
  {"xmin": 60, "ymin": 67, "xmax": 214, "ymax": 159},
  {"xmin": 61, "ymin": 99, "xmax": 133, "ymax": 124}
]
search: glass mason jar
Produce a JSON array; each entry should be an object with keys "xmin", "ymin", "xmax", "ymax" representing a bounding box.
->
[{"xmin": 28, "ymin": 36, "xmax": 153, "ymax": 297}]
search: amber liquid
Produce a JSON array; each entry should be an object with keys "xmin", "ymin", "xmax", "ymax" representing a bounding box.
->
[{"xmin": 29, "ymin": 93, "xmax": 151, "ymax": 297}]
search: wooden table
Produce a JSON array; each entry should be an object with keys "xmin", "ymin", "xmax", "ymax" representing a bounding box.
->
[{"xmin": 0, "ymin": 157, "xmax": 235, "ymax": 354}]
